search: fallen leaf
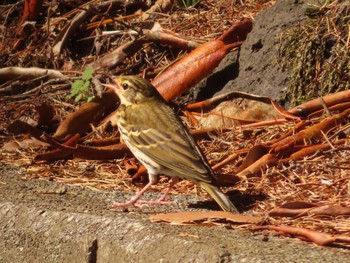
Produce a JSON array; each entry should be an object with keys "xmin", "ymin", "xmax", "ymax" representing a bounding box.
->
[
  {"xmin": 2, "ymin": 138, "xmax": 47, "ymax": 152},
  {"xmin": 150, "ymin": 211, "xmax": 262, "ymax": 226},
  {"xmin": 254, "ymin": 225, "xmax": 350, "ymax": 247},
  {"xmin": 269, "ymin": 202, "xmax": 350, "ymax": 217}
]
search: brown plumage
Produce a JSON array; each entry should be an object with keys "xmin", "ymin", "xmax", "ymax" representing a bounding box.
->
[{"xmin": 103, "ymin": 75, "xmax": 238, "ymax": 212}]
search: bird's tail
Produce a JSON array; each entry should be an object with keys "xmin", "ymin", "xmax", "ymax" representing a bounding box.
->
[{"xmin": 200, "ymin": 182, "xmax": 238, "ymax": 213}]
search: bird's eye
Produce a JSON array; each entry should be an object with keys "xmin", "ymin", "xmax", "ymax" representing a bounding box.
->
[{"xmin": 121, "ymin": 83, "xmax": 128, "ymax": 90}]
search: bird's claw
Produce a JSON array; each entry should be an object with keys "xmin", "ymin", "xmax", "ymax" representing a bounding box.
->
[
  {"xmin": 137, "ymin": 200, "xmax": 174, "ymax": 206},
  {"xmin": 111, "ymin": 199, "xmax": 174, "ymax": 208},
  {"xmin": 111, "ymin": 201, "xmax": 137, "ymax": 208}
]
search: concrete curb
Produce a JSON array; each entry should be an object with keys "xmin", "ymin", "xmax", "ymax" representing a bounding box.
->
[
  {"xmin": 1, "ymin": 201, "xmax": 350, "ymax": 263},
  {"xmin": 0, "ymin": 166, "xmax": 349, "ymax": 262},
  {"xmin": 0, "ymin": 202, "xmax": 238, "ymax": 262}
]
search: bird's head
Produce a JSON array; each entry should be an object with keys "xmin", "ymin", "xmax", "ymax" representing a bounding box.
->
[{"xmin": 103, "ymin": 76, "xmax": 159, "ymax": 105}]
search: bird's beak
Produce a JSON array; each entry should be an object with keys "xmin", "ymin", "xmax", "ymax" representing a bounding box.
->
[
  {"xmin": 102, "ymin": 77, "xmax": 124, "ymax": 94},
  {"xmin": 102, "ymin": 83, "xmax": 118, "ymax": 92},
  {"xmin": 103, "ymin": 78, "xmax": 129, "ymax": 105}
]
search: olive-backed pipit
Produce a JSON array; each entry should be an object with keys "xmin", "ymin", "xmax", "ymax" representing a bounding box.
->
[{"xmin": 103, "ymin": 76, "xmax": 238, "ymax": 212}]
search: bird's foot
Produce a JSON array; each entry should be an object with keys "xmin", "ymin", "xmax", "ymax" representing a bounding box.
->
[
  {"xmin": 111, "ymin": 187, "xmax": 174, "ymax": 208},
  {"xmin": 136, "ymin": 194, "xmax": 174, "ymax": 207},
  {"xmin": 111, "ymin": 198, "xmax": 174, "ymax": 208},
  {"xmin": 136, "ymin": 199, "xmax": 174, "ymax": 206},
  {"xmin": 111, "ymin": 200, "xmax": 138, "ymax": 208}
]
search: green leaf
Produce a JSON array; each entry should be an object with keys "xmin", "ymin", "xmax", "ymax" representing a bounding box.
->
[
  {"xmin": 74, "ymin": 93, "xmax": 82, "ymax": 102},
  {"xmin": 71, "ymin": 79, "xmax": 84, "ymax": 92},
  {"xmin": 82, "ymin": 67, "xmax": 94, "ymax": 81},
  {"xmin": 87, "ymin": 96, "xmax": 94, "ymax": 103},
  {"xmin": 82, "ymin": 80, "xmax": 91, "ymax": 90},
  {"xmin": 67, "ymin": 67, "xmax": 95, "ymax": 103}
]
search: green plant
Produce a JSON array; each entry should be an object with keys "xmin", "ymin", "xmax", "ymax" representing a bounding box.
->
[
  {"xmin": 278, "ymin": 0, "xmax": 349, "ymax": 106},
  {"xmin": 67, "ymin": 67, "xmax": 94, "ymax": 102}
]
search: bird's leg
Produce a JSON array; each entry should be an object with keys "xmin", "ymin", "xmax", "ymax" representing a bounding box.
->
[
  {"xmin": 111, "ymin": 174, "xmax": 158, "ymax": 208},
  {"xmin": 137, "ymin": 177, "xmax": 179, "ymax": 206}
]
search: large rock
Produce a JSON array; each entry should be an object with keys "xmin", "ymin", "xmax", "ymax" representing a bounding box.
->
[{"xmin": 194, "ymin": 0, "xmax": 319, "ymax": 106}]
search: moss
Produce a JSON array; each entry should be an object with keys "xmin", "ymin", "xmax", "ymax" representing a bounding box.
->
[{"xmin": 278, "ymin": 0, "xmax": 350, "ymax": 106}]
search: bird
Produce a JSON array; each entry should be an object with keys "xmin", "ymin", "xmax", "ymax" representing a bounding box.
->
[{"xmin": 103, "ymin": 75, "xmax": 238, "ymax": 212}]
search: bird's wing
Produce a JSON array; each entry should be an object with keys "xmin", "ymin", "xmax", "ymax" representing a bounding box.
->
[{"xmin": 121, "ymin": 102, "xmax": 214, "ymax": 183}]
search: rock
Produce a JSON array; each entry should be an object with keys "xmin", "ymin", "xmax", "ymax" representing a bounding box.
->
[{"xmin": 194, "ymin": 0, "xmax": 319, "ymax": 106}]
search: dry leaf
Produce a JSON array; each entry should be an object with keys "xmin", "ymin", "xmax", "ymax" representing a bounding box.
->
[
  {"xmin": 150, "ymin": 211, "xmax": 262, "ymax": 226},
  {"xmin": 2, "ymin": 138, "xmax": 47, "ymax": 152},
  {"xmin": 269, "ymin": 202, "xmax": 350, "ymax": 217}
]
